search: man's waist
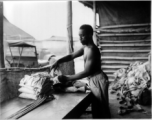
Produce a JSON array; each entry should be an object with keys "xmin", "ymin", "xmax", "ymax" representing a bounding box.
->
[{"xmin": 88, "ymin": 70, "xmax": 103, "ymax": 78}]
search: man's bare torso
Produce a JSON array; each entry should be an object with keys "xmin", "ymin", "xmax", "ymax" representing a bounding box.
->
[{"xmin": 83, "ymin": 45, "xmax": 101, "ymax": 75}]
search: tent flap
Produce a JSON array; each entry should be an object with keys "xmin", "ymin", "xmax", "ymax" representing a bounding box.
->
[{"xmin": 8, "ymin": 41, "xmax": 35, "ymax": 47}]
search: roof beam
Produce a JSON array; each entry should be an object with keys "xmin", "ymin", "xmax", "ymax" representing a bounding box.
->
[{"xmin": 93, "ymin": 1, "xmax": 97, "ymax": 45}]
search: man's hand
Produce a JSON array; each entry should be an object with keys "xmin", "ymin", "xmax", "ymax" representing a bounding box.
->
[
  {"xmin": 52, "ymin": 76, "xmax": 61, "ymax": 85},
  {"xmin": 52, "ymin": 75, "xmax": 70, "ymax": 85},
  {"xmin": 51, "ymin": 60, "xmax": 59, "ymax": 71},
  {"xmin": 58, "ymin": 75, "xmax": 70, "ymax": 83}
]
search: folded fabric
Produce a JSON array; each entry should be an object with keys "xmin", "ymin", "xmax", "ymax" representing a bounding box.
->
[
  {"xmin": 18, "ymin": 86, "xmax": 40, "ymax": 95},
  {"xmin": 19, "ymin": 93, "xmax": 38, "ymax": 100},
  {"xmin": 40, "ymin": 82, "xmax": 54, "ymax": 96},
  {"xmin": 20, "ymin": 75, "xmax": 31, "ymax": 85},
  {"xmin": 50, "ymin": 68, "xmax": 62, "ymax": 78},
  {"xmin": 73, "ymin": 80, "xmax": 87, "ymax": 88},
  {"xmin": 77, "ymin": 86, "xmax": 86, "ymax": 92},
  {"xmin": 64, "ymin": 86, "xmax": 77, "ymax": 92},
  {"xmin": 20, "ymin": 75, "xmax": 41, "ymax": 88},
  {"xmin": 19, "ymin": 84, "xmax": 41, "ymax": 92},
  {"xmin": 19, "ymin": 72, "xmax": 53, "ymax": 89},
  {"xmin": 64, "ymin": 86, "xmax": 86, "ymax": 93},
  {"xmin": 18, "ymin": 72, "xmax": 54, "ymax": 100},
  {"xmin": 52, "ymin": 76, "xmax": 61, "ymax": 85}
]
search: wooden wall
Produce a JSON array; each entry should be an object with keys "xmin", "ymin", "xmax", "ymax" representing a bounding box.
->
[
  {"xmin": 0, "ymin": 70, "xmax": 33, "ymax": 103},
  {"xmin": 96, "ymin": 24, "xmax": 151, "ymax": 81}
]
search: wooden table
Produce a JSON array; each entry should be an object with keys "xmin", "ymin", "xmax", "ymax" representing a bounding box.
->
[{"xmin": 1, "ymin": 92, "xmax": 92, "ymax": 120}]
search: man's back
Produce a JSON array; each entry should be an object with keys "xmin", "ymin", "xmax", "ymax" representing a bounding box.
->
[{"xmin": 83, "ymin": 44, "xmax": 101, "ymax": 75}]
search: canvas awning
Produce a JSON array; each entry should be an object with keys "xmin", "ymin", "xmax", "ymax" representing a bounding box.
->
[
  {"xmin": 8, "ymin": 41, "xmax": 35, "ymax": 47},
  {"xmin": 3, "ymin": 16, "xmax": 35, "ymax": 41},
  {"xmin": 79, "ymin": 1, "xmax": 151, "ymax": 26}
]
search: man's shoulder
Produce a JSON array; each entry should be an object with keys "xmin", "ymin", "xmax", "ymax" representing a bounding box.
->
[
  {"xmin": 85, "ymin": 46, "xmax": 97, "ymax": 56},
  {"xmin": 88, "ymin": 45, "xmax": 98, "ymax": 52}
]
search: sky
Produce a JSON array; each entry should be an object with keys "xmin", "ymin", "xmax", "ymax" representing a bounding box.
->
[{"xmin": 3, "ymin": 1, "xmax": 96, "ymax": 40}]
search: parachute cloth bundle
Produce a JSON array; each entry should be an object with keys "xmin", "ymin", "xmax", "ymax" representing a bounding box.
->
[
  {"xmin": 7, "ymin": 72, "xmax": 55, "ymax": 119},
  {"xmin": 111, "ymin": 61, "xmax": 151, "ymax": 115},
  {"xmin": 18, "ymin": 72, "xmax": 54, "ymax": 100},
  {"xmin": 51, "ymin": 68, "xmax": 87, "ymax": 93},
  {"xmin": 8, "ymin": 67, "xmax": 88, "ymax": 119}
]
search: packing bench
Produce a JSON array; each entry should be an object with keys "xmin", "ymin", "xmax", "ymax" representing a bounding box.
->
[{"xmin": 1, "ymin": 92, "xmax": 92, "ymax": 120}]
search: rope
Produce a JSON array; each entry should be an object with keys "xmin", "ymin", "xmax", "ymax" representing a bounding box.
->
[{"xmin": 7, "ymin": 97, "xmax": 48, "ymax": 119}]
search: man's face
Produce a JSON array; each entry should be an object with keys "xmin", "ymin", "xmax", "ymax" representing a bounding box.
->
[{"xmin": 79, "ymin": 29, "xmax": 89, "ymax": 45}]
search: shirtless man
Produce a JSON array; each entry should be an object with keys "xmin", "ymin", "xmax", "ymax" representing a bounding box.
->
[{"xmin": 52, "ymin": 24, "xmax": 111, "ymax": 118}]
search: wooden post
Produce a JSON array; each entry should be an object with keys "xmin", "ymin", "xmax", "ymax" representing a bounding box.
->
[
  {"xmin": 62, "ymin": 1, "xmax": 75, "ymax": 75},
  {"xmin": 67, "ymin": 1, "xmax": 74, "ymax": 54},
  {"xmin": 0, "ymin": 2, "xmax": 4, "ymax": 68},
  {"xmin": 93, "ymin": 1, "xmax": 97, "ymax": 46}
]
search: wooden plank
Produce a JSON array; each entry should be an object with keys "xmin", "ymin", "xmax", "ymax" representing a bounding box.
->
[
  {"xmin": 101, "ymin": 56, "xmax": 148, "ymax": 60},
  {"xmin": 99, "ymin": 41, "xmax": 150, "ymax": 45},
  {"xmin": 101, "ymin": 60, "xmax": 132, "ymax": 64},
  {"xmin": 100, "ymin": 50, "xmax": 150, "ymax": 53},
  {"xmin": 99, "ymin": 46, "xmax": 151, "ymax": 50},
  {"xmin": 1, "ymin": 93, "xmax": 89, "ymax": 120},
  {"xmin": 96, "ymin": 23, "xmax": 150, "ymax": 29},
  {"xmin": 101, "ymin": 67, "xmax": 126, "ymax": 72},
  {"xmin": 101, "ymin": 63, "xmax": 130, "ymax": 67},
  {"xmin": 63, "ymin": 93, "xmax": 92, "ymax": 119},
  {"xmin": 1, "ymin": 98, "xmax": 34, "ymax": 118},
  {"xmin": 107, "ymin": 74, "xmax": 115, "ymax": 78},
  {"xmin": 102, "ymin": 64, "xmax": 131, "ymax": 68},
  {"xmin": 101, "ymin": 60, "xmax": 147, "ymax": 64},
  {"xmin": 98, "ymin": 44, "xmax": 150, "ymax": 47},
  {"xmin": 104, "ymin": 73, "xmax": 115, "ymax": 79},
  {"xmin": 101, "ymin": 52, "xmax": 149, "ymax": 57},
  {"xmin": 108, "ymin": 78, "xmax": 114, "ymax": 82},
  {"xmin": 103, "ymin": 70, "xmax": 116, "ymax": 74},
  {"xmin": 19, "ymin": 93, "xmax": 89, "ymax": 120},
  {"xmin": 99, "ymin": 39, "xmax": 151, "ymax": 43},
  {"xmin": 101, "ymin": 65, "xmax": 128, "ymax": 69},
  {"xmin": 97, "ymin": 33, "xmax": 150, "ymax": 37},
  {"xmin": 96, "ymin": 28, "xmax": 151, "ymax": 34}
]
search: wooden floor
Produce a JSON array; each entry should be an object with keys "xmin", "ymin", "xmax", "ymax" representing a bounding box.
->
[
  {"xmin": 108, "ymin": 90, "xmax": 151, "ymax": 119},
  {"xmin": 80, "ymin": 89, "xmax": 152, "ymax": 119}
]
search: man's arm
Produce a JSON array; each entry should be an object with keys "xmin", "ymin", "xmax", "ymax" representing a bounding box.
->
[
  {"xmin": 61, "ymin": 48, "xmax": 95, "ymax": 82},
  {"xmin": 57, "ymin": 47, "xmax": 84, "ymax": 64},
  {"xmin": 50, "ymin": 47, "xmax": 84, "ymax": 71}
]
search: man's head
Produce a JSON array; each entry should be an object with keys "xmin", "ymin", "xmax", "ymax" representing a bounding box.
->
[{"xmin": 79, "ymin": 24, "xmax": 94, "ymax": 45}]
